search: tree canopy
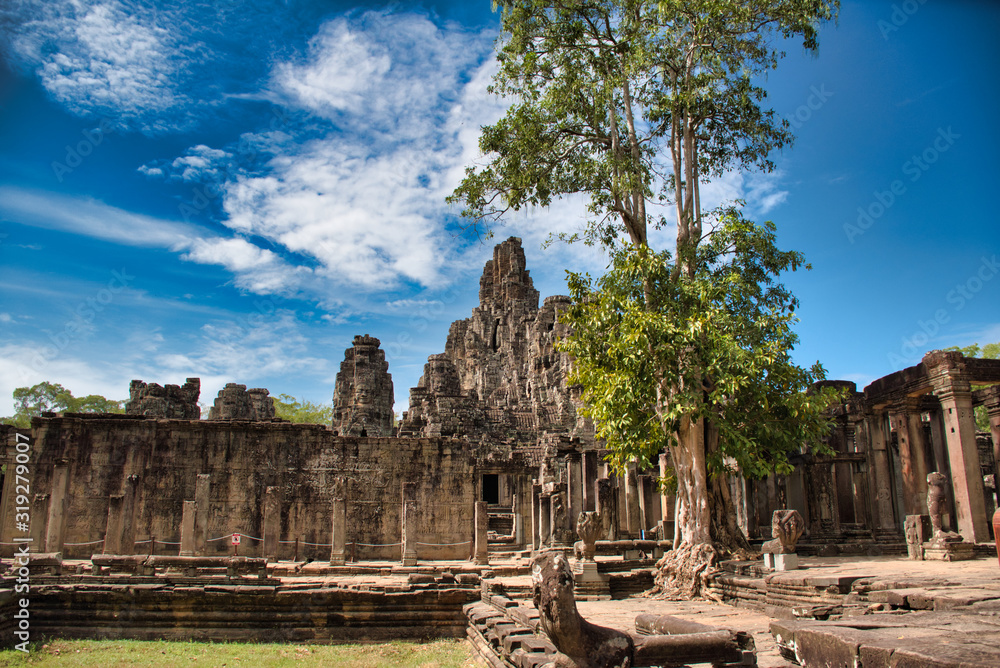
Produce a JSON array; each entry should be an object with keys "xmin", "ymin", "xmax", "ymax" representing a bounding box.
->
[
  {"xmin": 452, "ymin": 0, "xmax": 840, "ymax": 593},
  {"xmin": 272, "ymin": 394, "xmax": 334, "ymax": 424},
  {"xmin": 2, "ymin": 382, "xmax": 125, "ymax": 428}
]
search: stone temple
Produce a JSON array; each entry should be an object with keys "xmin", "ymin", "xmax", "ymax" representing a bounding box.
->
[
  {"xmin": 2, "ymin": 238, "xmax": 1000, "ymax": 659},
  {"xmin": 4, "ymin": 235, "xmax": 998, "ymax": 562}
]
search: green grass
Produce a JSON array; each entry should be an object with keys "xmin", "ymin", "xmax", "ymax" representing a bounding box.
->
[{"xmin": 0, "ymin": 638, "xmax": 477, "ymax": 667}]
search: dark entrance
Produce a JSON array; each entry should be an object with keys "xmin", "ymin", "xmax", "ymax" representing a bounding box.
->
[{"xmin": 483, "ymin": 474, "xmax": 500, "ymax": 505}]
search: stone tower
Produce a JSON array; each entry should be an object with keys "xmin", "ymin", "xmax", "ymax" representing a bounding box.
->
[
  {"xmin": 332, "ymin": 335, "xmax": 395, "ymax": 436},
  {"xmin": 397, "ymin": 237, "xmax": 589, "ymax": 448},
  {"xmin": 207, "ymin": 383, "xmax": 276, "ymax": 420},
  {"xmin": 125, "ymin": 378, "xmax": 201, "ymax": 419}
]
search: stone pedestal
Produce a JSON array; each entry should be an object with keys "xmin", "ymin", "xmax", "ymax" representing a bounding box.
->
[
  {"xmin": 571, "ymin": 559, "xmax": 611, "ymax": 600},
  {"xmin": 923, "ymin": 541, "xmax": 975, "ymax": 561},
  {"xmin": 763, "ymin": 552, "xmax": 800, "ymax": 570}
]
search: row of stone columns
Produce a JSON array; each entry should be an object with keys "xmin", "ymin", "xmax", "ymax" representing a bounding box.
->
[{"xmin": 530, "ymin": 455, "xmax": 671, "ymax": 550}]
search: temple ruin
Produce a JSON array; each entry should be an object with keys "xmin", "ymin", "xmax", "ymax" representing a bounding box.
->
[
  {"xmin": 2, "ymin": 237, "xmax": 1000, "ymax": 664},
  {"xmin": 2, "ymin": 236, "xmax": 999, "ymax": 562}
]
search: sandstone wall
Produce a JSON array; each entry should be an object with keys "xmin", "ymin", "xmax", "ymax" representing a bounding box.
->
[{"xmin": 0, "ymin": 415, "xmax": 475, "ymax": 560}]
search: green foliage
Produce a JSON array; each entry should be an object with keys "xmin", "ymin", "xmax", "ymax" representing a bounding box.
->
[
  {"xmin": 272, "ymin": 394, "xmax": 333, "ymax": 425},
  {"xmin": 944, "ymin": 342, "xmax": 1000, "ymax": 361},
  {"xmin": 1, "ymin": 382, "xmax": 124, "ymax": 428},
  {"xmin": 452, "ymin": 0, "xmax": 838, "ymax": 253},
  {"xmin": 560, "ymin": 211, "xmax": 841, "ymax": 478}
]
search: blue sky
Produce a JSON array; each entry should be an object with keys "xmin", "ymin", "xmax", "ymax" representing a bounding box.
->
[{"xmin": 1, "ymin": 1, "xmax": 998, "ymax": 417}]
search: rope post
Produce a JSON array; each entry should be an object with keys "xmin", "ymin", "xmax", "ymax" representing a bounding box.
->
[
  {"xmin": 150, "ymin": 535, "xmax": 155, "ymax": 556},
  {"xmin": 294, "ymin": 537, "xmax": 299, "ymax": 562}
]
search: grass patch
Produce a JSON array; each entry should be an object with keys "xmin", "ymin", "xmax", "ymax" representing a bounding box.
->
[{"xmin": 0, "ymin": 638, "xmax": 476, "ymax": 667}]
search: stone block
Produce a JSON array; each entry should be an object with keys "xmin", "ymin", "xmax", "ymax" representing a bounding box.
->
[{"xmin": 774, "ymin": 553, "xmax": 800, "ymax": 571}]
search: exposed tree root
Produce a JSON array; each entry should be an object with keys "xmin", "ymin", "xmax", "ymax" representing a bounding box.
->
[{"xmin": 650, "ymin": 542, "xmax": 728, "ymax": 602}]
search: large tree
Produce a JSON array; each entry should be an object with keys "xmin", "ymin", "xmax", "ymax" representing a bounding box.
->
[
  {"xmin": 2, "ymin": 382, "xmax": 125, "ymax": 428},
  {"xmin": 452, "ymin": 0, "xmax": 840, "ymax": 595}
]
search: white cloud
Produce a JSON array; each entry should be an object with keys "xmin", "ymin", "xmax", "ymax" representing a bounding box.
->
[
  {"xmin": 212, "ymin": 12, "xmax": 501, "ymax": 291},
  {"xmin": 0, "ymin": 186, "xmax": 196, "ymax": 250},
  {"xmin": 140, "ymin": 145, "xmax": 232, "ymax": 182},
  {"xmin": 181, "ymin": 237, "xmax": 308, "ymax": 293},
  {"xmin": 0, "ymin": 186, "xmax": 307, "ymax": 297},
  {"xmin": 6, "ymin": 0, "xmax": 193, "ymax": 132},
  {"xmin": 386, "ymin": 299, "xmax": 443, "ymax": 311},
  {"xmin": 0, "ymin": 313, "xmax": 12, "ymax": 323}
]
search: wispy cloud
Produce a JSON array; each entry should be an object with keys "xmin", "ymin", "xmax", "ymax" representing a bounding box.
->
[
  {"xmin": 0, "ymin": 187, "xmax": 305, "ymax": 296},
  {"xmin": 4, "ymin": 0, "xmax": 195, "ymax": 132}
]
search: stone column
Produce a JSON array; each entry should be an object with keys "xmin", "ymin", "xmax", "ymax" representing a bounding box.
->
[
  {"xmin": 104, "ymin": 494, "xmax": 124, "ymax": 554},
  {"xmin": 926, "ymin": 351, "xmax": 990, "ymax": 543},
  {"xmin": 567, "ymin": 454, "xmax": 584, "ymax": 540},
  {"xmin": 262, "ymin": 487, "xmax": 280, "ymax": 561},
  {"xmin": 531, "ymin": 483, "xmax": 541, "ymax": 551},
  {"xmin": 329, "ymin": 484, "xmax": 347, "ymax": 566},
  {"xmin": 474, "ymin": 500, "xmax": 489, "ymax": 565},
  {"xmin": 539, "ymin": 493, "xmax": 551, "ymax": 547},
  {"xmin": 865, "ymin": 412, "xmax": 898, "ymax": 535},
  {"xmin": 934, "ymin": 389, "xmax": 990, "ymax": 542},
  {"xmin": 982, "ymin": 387, "xmax": 1000, "ymax": 500},
  {"xmin": 625, "ymin": 461, "xmax": 641, "ymax": 536},
  {"xmin": 180, "ymin": 501, "xmax": 197, "ymax": 556},
  {"xmin": 515, "ymin": 476, "xmax": 531, "ymax": 547},
  {"xmin": 44, "ymin": 461, "xmax": 70, "ymax": 553},
  {"xmin": 401, "ymin": 481, "xmax": 417, "ymax": 566},
  {"xmin": 194, "ymin": 474, "xmax": 210, "ymax": 556},
  {"xmin": 658, "ymin": 453, "xmax": 674, "ymax": 521},
  {"xmin": 596, "ymin": 478, "xmax": 616, "ymax": 541},
  {"xmin": 582, "ymin": 451, "xmax": 598, "ymax": 511},
  {"xmin": 888, "ymin": 399, "xmax": 930, "ymax": 517},
  {"xmin": 120, "ymin": 475, "xmax": 140, "ymax": 555}
]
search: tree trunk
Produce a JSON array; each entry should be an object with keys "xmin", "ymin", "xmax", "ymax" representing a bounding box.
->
[{"xmin": 653, "ymin": 416, "xmax": 750, "ymax": 599}]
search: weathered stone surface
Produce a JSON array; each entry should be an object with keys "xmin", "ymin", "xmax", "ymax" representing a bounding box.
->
[
  {"xmin": 208, "ymin": 383, "xmax": 276, "ymax": 420},
  {"xmin": 332, "ymin": 335, "xmax": 395, "ymax": 437},
  {"xmin": 125, "ymin": 378, "xmax": 200, "ymax": 419},
  {"xmin": 531, "ymin": 551, "xmax": 633, "ymax": 667},
  {"xmin": 397, "ymin": 238, "xmax": 593, "ymax": 461},
  {"xmin": 0, "ymin": 414, "xmax": 475, "ymax": 561},
  {"xmin": 771, "ymin": 612, "xmax": 1000, "ymax": 668}
]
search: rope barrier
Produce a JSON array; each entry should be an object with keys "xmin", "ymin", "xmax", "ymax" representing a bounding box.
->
[
  {"xmin": 157, "ymin": 540, "xmax": 181, "ymax": 546},
  {"xmin": 240, "ymin": 534, "xmax": 262, "ymax": 542},
  {"xmin": 415, "ymin": 540, "xmax": 472, "ymax": 547},
  {"xmin": 353, "ymin": 542, "xmax": 402, "ymax": 547},
  {"xmin": 63, "ymin": 539, "xmax": 105, "ymax": 546},
  {"xmin": 134, "ymin": 539, "xmax": 152, "ymax": 544},
  {"xmin": 301, "ymin": 541, "xmax": 332, "ymax": 547},
  {"xmin": 206, "ymin": 534, "xmax": 233, "ymax": 542}
]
